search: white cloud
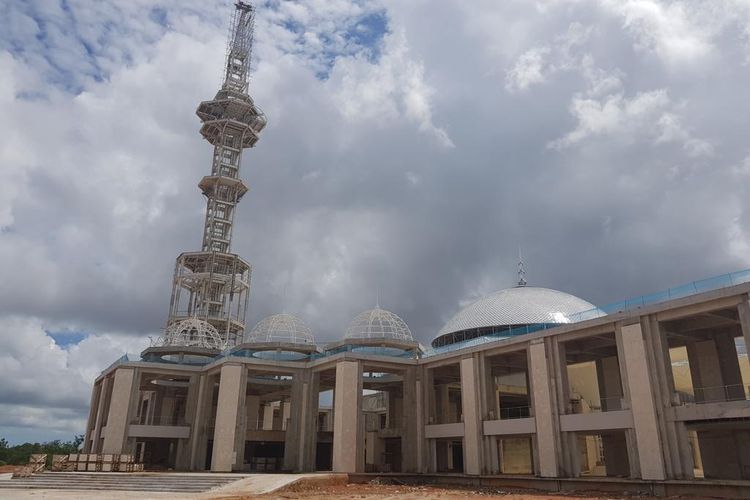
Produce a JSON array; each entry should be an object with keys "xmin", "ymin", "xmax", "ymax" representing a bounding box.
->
[
  {"xmin": 505, "ymin": 47, "xmax": 551, "ymax": 91},
  {"xmin": 550, "ymin": 88, "xmax": 712, "ymax": 155},
  {"xmin": 504, "ymin": 21, "xmax": 593, "ymax": 92},
  {"xmin": 328, "ymin": 29, "xmax": 453, "ymax": 148},
  {"xmin": 0, "ymin": 315, "xmax": 145, "ymax": 439},
  {"xmin": 603, "ymin": 0, "xmax": 713, "ymax": 64}
]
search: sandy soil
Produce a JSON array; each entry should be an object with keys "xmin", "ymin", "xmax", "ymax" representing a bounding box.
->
[{"xmin": 215, "ymin": 476, "xmax": 666, "ymax": 500}]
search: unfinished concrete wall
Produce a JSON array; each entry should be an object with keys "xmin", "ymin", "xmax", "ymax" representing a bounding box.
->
[
  {"xmin": 529, "ymin": 340, "xmax": 559, "ymax": 477},
  {"xmin": 102, "ymin": 368, "xmax": 136, "ymax": 454},
  {"xmin": 211, "ymin": 364, "xmax": 245, "ymax": 472},
  {"xmin": 332, "ymin": 360, "xmax": 363, "ymax": 473}
]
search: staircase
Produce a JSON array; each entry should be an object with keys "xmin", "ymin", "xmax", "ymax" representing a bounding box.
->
[{"xmin": 0, "ymin": 471, "xmax": 245, "ymax": 493}]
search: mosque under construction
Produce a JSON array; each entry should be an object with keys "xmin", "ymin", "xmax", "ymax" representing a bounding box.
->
[{"xmin": 84, "ymin": 1, "xmax": 750, "ymax": 488}]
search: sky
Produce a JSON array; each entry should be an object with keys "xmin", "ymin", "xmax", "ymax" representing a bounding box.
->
[{"xmin": 1, "ymin": 0, "xmax": 750, "ymax": 444}]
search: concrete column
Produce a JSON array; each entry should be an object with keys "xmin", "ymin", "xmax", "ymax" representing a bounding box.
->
[
  {"xmin": 686, "ymin": 339, "xmax": 724, "ymax": 402},
  {"xmin": 619, "ymin": 323, "xmax": 666, "ymax": 480},
  {"xmin": 596, "ymin": 356, "xmax": 623, "ymax": 410},
  {"xmin": 284, "ymin": 372, "xmax": 304, "ymax": 471},
  {"xmin": 416, "ymin": 368, "xmax": 427, "ymax": 472},
  {"xmin": 479, "ymin": 354, "xmax": 498, "ymax": 475},
  {"xmin": 437, "ymin": 384, "xmax": 450, "ymax": 423},
  {"xmin": 401, "ymin": 367, "xmax": 419, "ymax": 472},
  {"xmin": 188, "ymin": 374, "xmax": 210, "ymax": 470},
  {"xmin": 102, "ymin": 368, "xmax": 136, "ymax": 454},
  {"xmin": 460, "ymin": 356, "xmax": 482, "ymax": 475},
  {"xmin": 246, "ymin": 395, "xmax": 260, "ymax": 430},
  {"xmin": 282, "ymin": 401, "xmax": 291, "ymax": 430},
  {"xmin": 601, "ymin": 433, "xmax": 630, "ymax": 476},
  {"xmin": 715, "ymin": 331, "xmax": 744, "ymax": 400},
  {"xmin": 175, "ymin": 374, "xmax": 200, "ymax": 470},
  {"xmin": 551, "ymin": 339, "xmax": 577, "ymax": 476},
  {"xmin": 299, "ymin": 371, "xmax": 320, "ymax": 472},
  {"xmin": 263, "ymin": 403, "xmax": 275, "ymax": 430},
  {"xmin": 90, "ymin": 377, "xmax": 110, "ymax": 453},
  {"xmin": 528, "ymin": 341, "xmax": 559, "ymax": 477},
  {"xmin": 83, "ymin": 381, "xmax": 101, "ymax": 453},
  {"xmin": 332, "ymin": 360, "xmax": 363, "ymax": 473},
  {"xmin": 211, "ymin": 364, "xmax": 244, "ymax": 472},
  {"xmin": 642, "ymin": 315, "xmax": 694, "ymax": 479},
  {"xmin": 739, "ymin": 300, "xmax": 750, "ymax": 358}
]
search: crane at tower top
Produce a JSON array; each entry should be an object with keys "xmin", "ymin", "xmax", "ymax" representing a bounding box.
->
[{"xmin": 223, "ymin": 1, "xmax": 256, "ymax": 94}]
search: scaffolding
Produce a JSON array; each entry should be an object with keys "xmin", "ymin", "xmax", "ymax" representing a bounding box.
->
[{"xmin": 161, "ymin": 1, "xmax": 266, "ymax": 349}]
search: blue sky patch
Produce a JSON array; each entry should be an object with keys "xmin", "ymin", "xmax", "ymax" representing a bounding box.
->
[{"xmin": 46, "ymin": 330, "xmax": 88, "ymax": 348}]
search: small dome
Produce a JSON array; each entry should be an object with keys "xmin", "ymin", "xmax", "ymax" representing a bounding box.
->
[
  {"xmin": 161, "ymin": 317, "xmax": 225, "ymax": 350},
  {"xmin": 435, "ymin": 286, "xmax": 596, "ymax": 346},
  {"xmin": 248, "ymin": 313, "xmax": 315, "ymax": 345},
  {"xmin": 345, "ymin": 307, "xmax": 414, "ymax": 342}
]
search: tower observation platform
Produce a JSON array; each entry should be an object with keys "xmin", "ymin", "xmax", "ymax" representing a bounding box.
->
[{"xmin": 161, "ymin": 1, "xmax": 266, "ymax": 349}]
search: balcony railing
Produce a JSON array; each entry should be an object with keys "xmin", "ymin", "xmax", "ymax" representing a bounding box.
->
[
  {"xmin": 569, "ymin": 396, "xmax": 624, "ymax": 414},
  {"xmin": 365, "ymin": 416, "xmax": 402, "ymax": 432},
  {"xmin": 130, "ymin": 415, "xmax": 187, "ymax": 426},
  {"xmin": 498, "ymin": 406, "xmax": 531, "ymax": 420},
  {"xmin": 679, "ymin": 385, "xmax": 750, "ymax": 405}
]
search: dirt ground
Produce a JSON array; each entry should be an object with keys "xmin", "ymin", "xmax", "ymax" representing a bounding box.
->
[
  {"xmin": 0, "ymin": 465, "xmax": 23, "ymax": 473},
  {"xmin": 217, "ymin": 476, "xmax": 676, "ymax": 500}
]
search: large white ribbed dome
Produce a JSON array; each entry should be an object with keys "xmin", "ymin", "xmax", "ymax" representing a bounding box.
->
[
  {"xmin": 247, "ymin": 313, "xmax": 315, "ymax": 345},
  {"xmin": 437, "ymin": 286, "xmax": 595, "ymax": 339},
  {"xmin": 345, "ymin": 307, "xmax": 414, "ymax": 342}
]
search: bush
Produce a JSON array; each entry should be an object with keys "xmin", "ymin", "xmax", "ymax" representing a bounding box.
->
[{"xmin": 0, "ymin": 436, "xmax": 83, "ymax": 466}]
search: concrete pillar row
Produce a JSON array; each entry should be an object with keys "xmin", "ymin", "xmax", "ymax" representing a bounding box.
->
[
  {"xmin": 619, "ymin": 322, "xmax": 666, "ymax": 480},
  {"xmin": 528, "ymin": 340, "xmax": 559, "ymax": 477},
  {"xmin": 332, "ymin": 360, "xmax": 364, "ymax": 473},
  {"xmin": 210, "ymin": 364, "xmax": 245, "ymax": 472}
]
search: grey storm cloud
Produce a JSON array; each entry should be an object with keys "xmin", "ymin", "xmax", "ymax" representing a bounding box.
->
[{"xmin": 1, "ymin": 0, "xmax": 750, "ymax": 442}]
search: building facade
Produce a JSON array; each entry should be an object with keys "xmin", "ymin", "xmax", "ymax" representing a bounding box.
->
[{"xmin": 84, "ymin": 278, "xmax": 750, "ymax": 481}]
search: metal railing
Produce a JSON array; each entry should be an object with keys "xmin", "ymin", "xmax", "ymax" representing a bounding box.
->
[
  {"xmin": 130, "ymin": 415, "xmax": 187, "ymax": 426},
  {"xmin": 365, "ymin": 416, "xmax": 402, "ymax": 432},
  {"xmin": 680, "ymin": 384, "xmax": 750, "ymax": 405},
  {"xmin": 498, "ymin": 406, "xmax": 531, "ymax": 420},
  {"xmin": 569, "ymin": 396, "xmax": 624, "ymax": 414},
  {"xmin": 248, "ymin": 416, "xmax": 290, "ymax": 431}
]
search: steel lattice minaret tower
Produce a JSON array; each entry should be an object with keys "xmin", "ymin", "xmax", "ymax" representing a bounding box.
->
[{"xmin": 162, "ymin": 1, "xmax": 266, "ymax": 349}]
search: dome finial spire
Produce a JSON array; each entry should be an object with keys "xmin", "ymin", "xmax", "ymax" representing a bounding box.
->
[{"xmin": 517, "ymin": 246, "xmax": 527, "ymax": 287}]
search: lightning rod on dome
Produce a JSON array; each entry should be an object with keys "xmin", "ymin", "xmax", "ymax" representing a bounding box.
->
[{"xmin": 517, "ymin": 247, "xmax": 527, "ymax": 287}]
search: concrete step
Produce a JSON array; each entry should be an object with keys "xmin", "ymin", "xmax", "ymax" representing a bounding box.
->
[{"xmin": 0, "ymin": 472, "xmax": 245, "ymax": 492}]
